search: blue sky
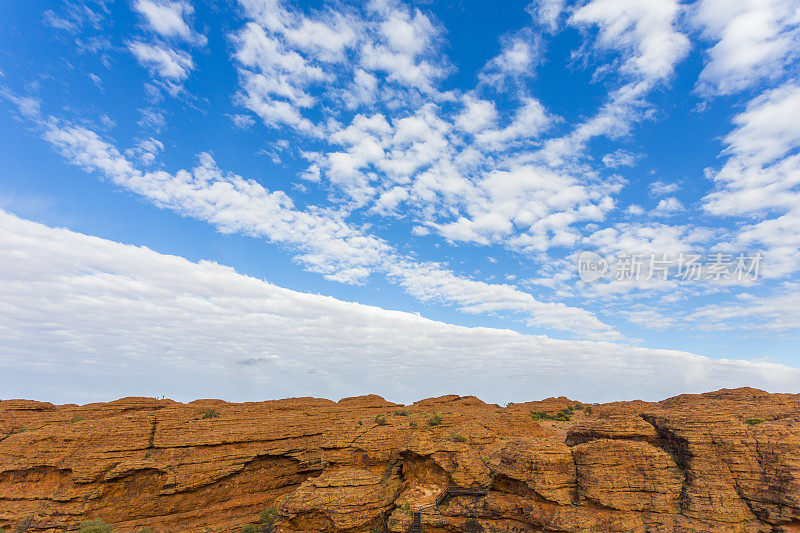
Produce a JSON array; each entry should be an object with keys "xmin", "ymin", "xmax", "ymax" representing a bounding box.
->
[{"xmin": 1, "ymin": 0, "xmax": 799, "ymax": 403}]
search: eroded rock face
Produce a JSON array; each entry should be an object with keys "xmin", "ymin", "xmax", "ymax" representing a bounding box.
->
[{"xmin": 1, "ymin": 388, "xmax": 799, "ymax": 532}]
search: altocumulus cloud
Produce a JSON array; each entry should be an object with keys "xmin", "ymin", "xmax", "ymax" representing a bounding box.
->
[{"xmin": 1, "ymin": 209, "xmax": 798, "ymax": 405}]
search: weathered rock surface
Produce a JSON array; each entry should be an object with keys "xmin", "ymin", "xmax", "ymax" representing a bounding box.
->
[{"xmin": 1, "ymin": 388, "xmax": 799, "ymax": 532}]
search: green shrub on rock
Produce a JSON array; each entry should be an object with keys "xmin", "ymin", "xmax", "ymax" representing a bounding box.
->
[
  {"xmin": 79, "ymin": 519, "xmax": 114, "ymax": 533},
  {"xmin": 426, "ymin": 412, "xmax": 443, "ymax": 427}
]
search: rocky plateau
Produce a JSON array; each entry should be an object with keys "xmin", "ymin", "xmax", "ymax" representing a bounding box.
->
[{"xmin": 1, "ymin": 387, "xmax": 799, "ymax": 532}]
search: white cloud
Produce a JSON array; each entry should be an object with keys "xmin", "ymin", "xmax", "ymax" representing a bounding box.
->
[
  {"xmin": 88, "ymin": 72, "xmax": 103, "ymax": 88},
  {"xmin": 585, "ymin": 222, "xmax": 712, "ymax": 258},
  {"xmin": 138, "ymin": 107, "xmax": 168, "ymax": 131},
  {"xmin": 370, "ymin": 185, "xmax": 409, "ymax": 215},
  {"xmin": 652, "ymin": 196, "xmax": 685, "ymax": 216},
  {"xmin": 621, "ymin": 306, "xmax": 679, "ymax": 330},
  {"xmin": 650, "ymin": 179, "xmax": 680, "ymax": 196},
  {"xmin": 42, "ymin": 120, "xmax": 387, "ymax": 283},
  {"xmin": 602, "ymin": 149, "xmax": 639, "ymax": 168},
  {"xmin": 701, "ymin": 82, "xmax": 800, "ymax": 275},
  {"xmin": 223, "ymin": 1, "xmax": 640, "ymax": 263},
  {"xmin": 359, "ymin": 0, "xmax": 447, "ymax": 93},
  {"xmin": 723, "ymin": 83, "xmax": 800, "ymax": 166},
  {"xmin": 536, "ymin": 81, "xmax": 653, "ymax": 166},
  {"xmin": 233, "ymin": 20, "xmax": 331, "ymax": 132},
  {"xmin": 227, "ymin": 113, "xmax": 256, "ymax": 129},
  {"xmin": 128, "ymin": 40, "xmax": 194, "ymax": 80},
  {"xmin": 625, "ymin": 204, "xmax": 645, "ymax": 216},
  {"xmin": 432, "ymin": 162, "xmax": 619, "ymax": 252},
  {"xmin": 124, "ymin": 137, "xmax": 164, "ymax": 166},
  {"xmin": 569, "ymin": 0, "xmax": 689, "ymax": 82},
  {"xmin": 32, "ymin": 111, "xmax": 618, "ymax": 338},
  {"xmin": 231, "ymin": 0, "xmax": 452, "ymax": 134},
  {"xmin": 3, "ymin": 209, "xmax": 797, "ymax": 404},
  {"xmin": 343, "ymin": 69, "xmax": 378, "ymax": 108},
  {"xmin": 454, "ymin": 95, "xmax": 498, "ymax": 134},
  {"xmin": 687, "ymin": 283, "xmax": 800, "ymax": 332},
  {"xmin": 475, "ymin": 97, "xmax": 552, "ymax": 149},
  {"xmin": 528, "ymin": 0, "xmax": 687, "ymax": 170},
  {"xmin": 43, "ymin": 10, "xmax": 81, "ymax": 33},
  {"xmin": 479, "ymin": 28, "xmax": 542, "ymax": 88},
  {"xmin": 125, "ymin": 0, "xmax": 206, "ymax": 99},
  {"xmin": 692, "ymin": 0, "xmax": 800, "ymax": 96},
  {"xmin": 0, "ymin": 90, "xmax": 41, "ymax": 118},
  {"xmin": 43, "ymin": 2, "xmax": 106, "ymax": 34},
  {"xmin": 529, "ymin": 0, "xmax": 565, "ymax": 32},
  {"xmin": 725, "ymin": 209, "xmax": 800, "ymax": 279},
  {"xmin": 132, "ymin": 0, "xmax": 207, "ymax": 46},
  {"xmin": 385, "ymin": 258, "xmax": 618, "ymax": 338},
  {"xmin": 704, "ymin": 82, "xmax": 800, "ymax": 216},
  {"xmin": 411, "ymin": 225, "xmax": 429, "ymax": 236}
]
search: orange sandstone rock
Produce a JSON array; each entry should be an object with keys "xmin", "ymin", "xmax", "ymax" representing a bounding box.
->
[{"xmin": 0, "ymin": 388, "xmax": 798, "ymax": 532}]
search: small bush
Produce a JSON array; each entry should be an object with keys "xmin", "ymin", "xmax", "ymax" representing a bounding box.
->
[
  {"xmin": 574, "ymin": 403, "xmax": 584, "ymax": 410},
  {"xmin": 409, "ymin": 420, "xmax": 417, "ymax": 428},
  {"xmin": 394, "ymin": 409, "xmax": 410, "ymax": 416},
  {"xmin": 201, "ymin": 409, "xmax": 220, "ymax": 419},
  {"xmin": 426, "ymin": 413, "xmax": 443, "ymax": 427},
  {"xmin": 70, "ymin": 415, "xmax": 86, "ymax": 423},
  {"xmin": 240, "ymin": 525, "xmax": 258, "ymax": 533},
  {"xmin": 260, "ymin": 506, "xmax": 277, "ymax": 525},
  {"xmin": 531, "ymin": 408, "xmax": 574, "ymax": 422},
  {"xmin": 745, "ymin": 418, "xmax": 764, "ymax": 426},
  {"xmin": 135, "ymin": 529, "xmax": 152, "ymax": 533},
  {"xmin": 79, "ymin": 519, "xmax": 114, "ymax": 533},
  {"xmin": 374, "ymin": 415, "xmax": 387, "ymax": 426},
  {"xmin": 451, "ymin": 434, "xmax": 467, "ymax": 443},
  {"xmin": 584, "ymin": 405, "xmax": 593, "ymax": 415}
]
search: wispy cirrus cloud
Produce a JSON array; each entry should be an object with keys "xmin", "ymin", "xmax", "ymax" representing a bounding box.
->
[
  {"xmin": 127, "ymin": 41, "xmax": 194, "ymax": 81},
  {"xmin": 128, "ymin": 0, "xmax": 207, "ymax": 98},
  {"xmin": 132, "ymin": 0, "xmax": 207, "ymax": 46}
]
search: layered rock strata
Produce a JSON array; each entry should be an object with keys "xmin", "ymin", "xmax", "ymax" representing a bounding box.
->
[{"xmin": 1, "ymin": 388, "xmax": 799, "ymax": 532}]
